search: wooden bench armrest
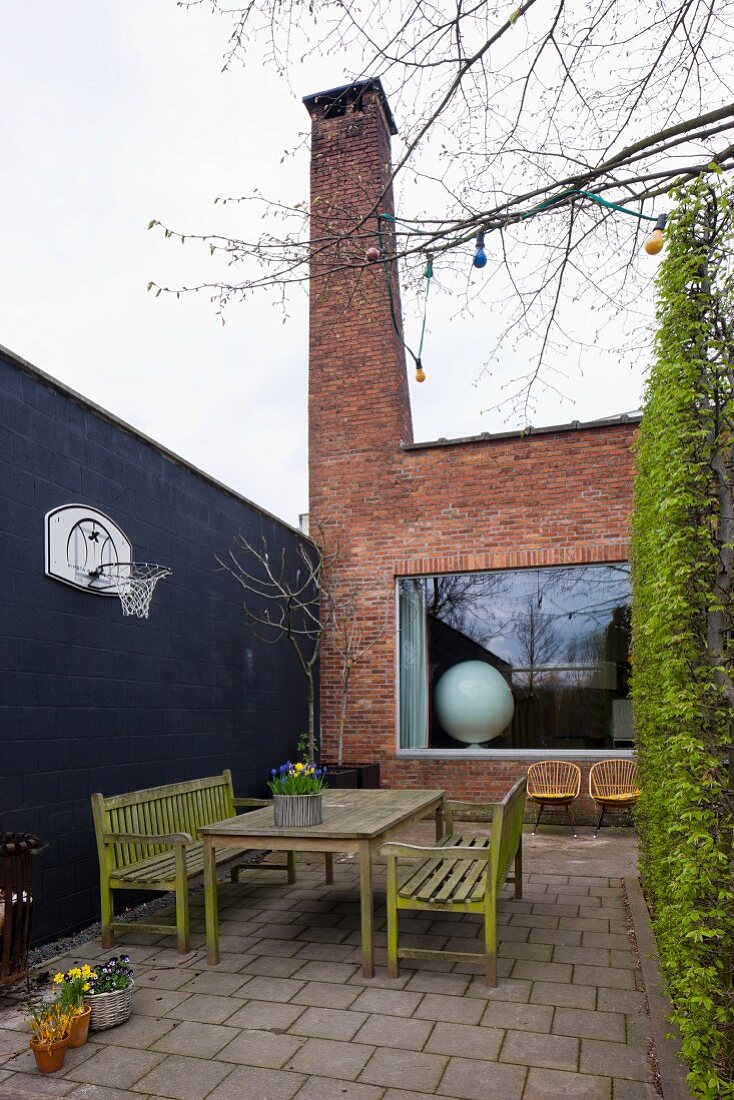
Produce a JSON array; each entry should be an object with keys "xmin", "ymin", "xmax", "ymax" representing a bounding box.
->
[
  {"xmin": 232, "ymin": 798, "xmax": 269, "ymax": 809},
  {"xmin": 380, "ymin": 841, "xmax": 491, "ymax": 861},
  {"xmin": 102, "ymin": 831, "xmax": 193, "ymax": 846}
]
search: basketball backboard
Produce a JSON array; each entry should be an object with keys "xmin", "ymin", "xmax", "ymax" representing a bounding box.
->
[{"xmin": 45, "ymin": 504, "xmax": 132, "ymax": 594}]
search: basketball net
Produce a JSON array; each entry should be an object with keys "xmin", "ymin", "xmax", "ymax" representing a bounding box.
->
[{"xmin": 98, "ymin": 563, "xmax": 172, "ymax": 619}]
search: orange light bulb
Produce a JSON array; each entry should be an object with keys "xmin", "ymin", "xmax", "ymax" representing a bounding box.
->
[
  {"xmin": 643, "ymin": 214, "xmax": 667, "ymax": 256},
  {"xmin": 415, "ymin": 367, "xmax": 426, "ymax": 383},
  {"xmin": 644, "ymin": 229, "xmax": 664, "ymax": 255}
]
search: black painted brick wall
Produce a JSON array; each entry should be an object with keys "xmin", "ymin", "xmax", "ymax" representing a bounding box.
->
[{"xmin": 0, "ymin": 348, "xmax": 312, "ymax": 942}]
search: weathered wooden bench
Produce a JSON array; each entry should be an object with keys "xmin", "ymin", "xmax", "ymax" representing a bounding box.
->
[
  {"xmin": 91, "ymin": 770, "xmax": 296, "ymax": 954},
  {"xmin": 381, "ymin": 775, "xmax": 527, "ymax": 986}
]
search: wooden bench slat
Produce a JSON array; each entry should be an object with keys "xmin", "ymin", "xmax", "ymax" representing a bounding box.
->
[
  {"xmin": 398, "ymin": 834, "xmax": 457, "ymax": 897},
  {"xmin": 399, "ymin": 835, "xmax": 490, "ymax": 904},
  {"xmin": 431, "ymin": 835, "xmax": 487, "ymax": 903}
]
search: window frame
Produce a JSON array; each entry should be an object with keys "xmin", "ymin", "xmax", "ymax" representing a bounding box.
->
[{"xmin": 393, "ymin": 565, "xmax": 634, "ymax": 760}]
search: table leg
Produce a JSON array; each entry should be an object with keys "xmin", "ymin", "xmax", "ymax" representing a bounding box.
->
[
  {"xmin": 203, "ymin": 838, "xmax": 220, "ymax": 965},
  {"xmin": 435, "ymin": 803, "xmax": 445, "ymax": 841},
  {"xmin": 358, "ymin": 839, "xmax": 375, "ymax": 979}
]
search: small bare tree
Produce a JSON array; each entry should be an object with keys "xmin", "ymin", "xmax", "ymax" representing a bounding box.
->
[
  {"xmin": 219, "ymin": 527, "xmax": 390, "ymax": 764},
  {"xmin": 217, "ymin": 533, "xmax": 334, "ymax": 761},
  {"xmin": 323, "ymin": 581, "xmax": 394, "ymax": 766}
]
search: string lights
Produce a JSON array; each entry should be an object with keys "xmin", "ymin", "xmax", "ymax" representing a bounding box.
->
[{"xmin": 366, "ymin": 191, "xmax": 667, "ymax": 383}]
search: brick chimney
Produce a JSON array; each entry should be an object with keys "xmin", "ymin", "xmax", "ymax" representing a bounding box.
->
[{"xmin": 304, "ymin": 80, "xmax": 413, "ymax": 528}]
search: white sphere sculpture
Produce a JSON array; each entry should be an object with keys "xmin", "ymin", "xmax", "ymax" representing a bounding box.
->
[{"xmin": 434, "ymin": 660, "xmax": 514, "ymax": 745}]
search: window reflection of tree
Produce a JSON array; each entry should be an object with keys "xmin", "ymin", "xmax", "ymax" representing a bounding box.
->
[
  {"xmin": 415, "ymin": 565, "xmax": 632, "ymax": 751},
  {"xmin": 514, "ymin": 601, "xmax": 562, "ymax": 694}
]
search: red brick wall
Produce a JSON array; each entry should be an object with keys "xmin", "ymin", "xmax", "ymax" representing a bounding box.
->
[{"xmin": 305, "ymin": 83, "xmax": 637, "ymax": 814}]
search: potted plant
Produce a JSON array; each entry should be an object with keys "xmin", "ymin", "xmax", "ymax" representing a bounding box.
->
[
  {"xmin": 268, "ymin": 761, "xmax": 327, "ymax": 826},
  {"xmin": 52, "ymin": 964, "xmax": 95, "ymax": 1046},
  {"xmin": 25, "ymin": 1001, "xmax": 74, "ymax": 1073},
  {"xmin": 83, "ymin": 955, "xmax": 134, "ymax": 1031}
]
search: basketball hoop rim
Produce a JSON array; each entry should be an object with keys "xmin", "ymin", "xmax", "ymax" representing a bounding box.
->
[{"xmin": 90, "ymin": 561, "xmax": 172, "ymax": 580}]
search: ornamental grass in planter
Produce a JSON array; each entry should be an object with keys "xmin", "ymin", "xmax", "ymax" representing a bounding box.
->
[
  {"xmin": 25, "ymin": 1001, "xmax": 73, "ymax": 1073},
  {"xmin": 268, "ymin": 761, "xmax": 328, "ymax": 826}
]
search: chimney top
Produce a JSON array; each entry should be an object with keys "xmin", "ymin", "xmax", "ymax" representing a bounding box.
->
[{"xmin": 302, "ymin": 78, "xmax": 398, "ymax": 136}]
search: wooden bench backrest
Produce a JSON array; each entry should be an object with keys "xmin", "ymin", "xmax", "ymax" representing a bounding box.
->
[
  {"xmin": 91, "ymin": 771, "xmax": 235, "ymax": 872},
  {"xmin": 443, "ymin": 776, "xmax": 527, "ymax": 896},
  {"xmin": 490, "ymin": 776, "xmax": 527, "ymax": 892}
]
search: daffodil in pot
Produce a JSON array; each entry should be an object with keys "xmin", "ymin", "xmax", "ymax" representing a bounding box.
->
[
  {"xmin": 52, "ymin": 963, "xmax": 95, "ymax": 1046},
  {"xmin": 25, "ymin": 1001, "xmax": 74, "ymax": 1073},
  {"xmin": 269, "ymin": 761, "xmax": 327, "ymax": 827},
  {"xmin": 83, "ymin": 955, "xmax": 134, "ymax": 1031}
]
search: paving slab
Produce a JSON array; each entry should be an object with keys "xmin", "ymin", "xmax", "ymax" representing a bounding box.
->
[
  {"xmin": 359, "ymin": 1046, "xmax": 448, "ymax": 1091},
  {"xmin": 414, "ymin": 992, "xmax": 484, "ymax": 1025},
  {"xmin": 289, "ymin": 1006, "xmax": 368, "ymax": 1042},
  {"xmin": 216, "ymin": 1029, "xmax": 304, "ymax": 1069},
  {"xmin": 62, "ymin": 1046, "xmax": 164, "ymax": 1089},
  {"xmin": 353, "ymin": 1012, "xmax": 434, "ymax": 1051},
  {"xmin": 129, "ymin": 1053, "xmax": 232, "ymax": 1099},
  {"xmin": 438, "ymin": 1055, "xmax": 527, "ymax": 1099},
  {"xmin": 425, "ymin": 1021, "xmax": 503, "ymax": 1061},
  {"xmin": 293, "ymin": 1076, "xmax": 384, "ymax": 1100},
  {"xmin": 285, "ymin": 1037, "xmax": 375, "ymax": 1080},
  {"xmin": 500, "ymin": 1029, "xmax": 579, "ymax": 1072},
  {"xmin": 523, "ymin": 1067, "xmax": 611, "ymax": 1099},
  {"xmin": 150, "ymin": 1020, "xmax": 240, "ymax": 1058},
  {"xmin": 206, "ymin": 1065, "xmax": 306, "ymax": 1100}
]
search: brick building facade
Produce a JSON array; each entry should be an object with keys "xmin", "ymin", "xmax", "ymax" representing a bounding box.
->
[{"xmin": 304, "ymin": 81, "xmax": 638, "ymax": 816}]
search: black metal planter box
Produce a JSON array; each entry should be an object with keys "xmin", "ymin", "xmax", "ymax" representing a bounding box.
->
[
  {"xmin": 325, "ymin": 767, "xmax": 359, "ymax": 789},
  {"xmin": 325, "ymin": 763, "xmax": 381, "ymax": 789}
]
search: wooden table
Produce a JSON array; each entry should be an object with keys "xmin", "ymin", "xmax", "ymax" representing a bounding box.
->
[{"xmin": 200, "ymin": 788, "xmax": 445, "ymax": 978}]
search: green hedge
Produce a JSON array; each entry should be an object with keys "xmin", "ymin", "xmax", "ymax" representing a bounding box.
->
[{"xmin": 632, "ymin": 175, "xmax": 734, "ymax": 1098}]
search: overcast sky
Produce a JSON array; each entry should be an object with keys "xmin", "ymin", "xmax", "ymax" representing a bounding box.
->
[{"xmin": 1, "ymin": 2, "xmax": 649, "ymax": 527}]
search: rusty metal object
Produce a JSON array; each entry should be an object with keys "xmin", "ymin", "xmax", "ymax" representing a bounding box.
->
[{"xmin": 0, "ymin": 832, "xmax": 46, "ymax": 988}]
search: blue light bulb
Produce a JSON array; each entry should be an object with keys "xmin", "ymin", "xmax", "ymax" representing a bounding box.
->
[{"xmin": 472, "ymin": 230, "xmax": 487, "ymax": 269}]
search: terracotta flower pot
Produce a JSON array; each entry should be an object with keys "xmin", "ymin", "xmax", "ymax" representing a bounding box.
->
[
  {"xmin": 29, "ymin": 1035, "xmax": 69, "ymax": 1073},
  {"xmin": 68, "ymin": 1005, "xmax": 91, "ymax": 1047}
]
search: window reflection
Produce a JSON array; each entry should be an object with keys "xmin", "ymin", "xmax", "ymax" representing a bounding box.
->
[{"xmin": 398, "ymin": 564, "xmax": 632, "ymax": 752}]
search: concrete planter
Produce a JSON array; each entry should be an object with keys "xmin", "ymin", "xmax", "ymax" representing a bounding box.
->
[{"xmin": 273, "ymin": 793, "xmax": 323, "ymax": 827}]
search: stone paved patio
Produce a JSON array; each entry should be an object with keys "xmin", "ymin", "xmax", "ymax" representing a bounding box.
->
[{"xmin": 0, "ymin": 828, "xmax": 666, "ymax": 1100}]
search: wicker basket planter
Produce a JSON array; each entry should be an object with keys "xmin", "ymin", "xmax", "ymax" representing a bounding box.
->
[
  {"xmin": 84, "ymin": 981, "xmax": 134, "ymax": 1031},
  {"xmin": 273, "ymin": 793, "xmax": 323, "ymax": 827}
]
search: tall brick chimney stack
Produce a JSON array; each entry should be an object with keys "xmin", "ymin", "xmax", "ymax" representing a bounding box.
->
[{"xmin": 303, "ymin": 80, "xmax": 413, "ymax": 529}]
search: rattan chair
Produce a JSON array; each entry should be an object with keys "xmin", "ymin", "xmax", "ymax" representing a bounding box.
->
[
  {"xmin": 588, "ymin": 759, "xmax": 640, "ymax": 837},
  {"xmin": 526, "ymin": 761, "xmax": 581, "ymax": 836}
]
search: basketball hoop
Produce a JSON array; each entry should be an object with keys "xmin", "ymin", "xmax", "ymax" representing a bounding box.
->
[{"xmin": 93, "ymin": 562, "xmax": 172, "ymax": 619}]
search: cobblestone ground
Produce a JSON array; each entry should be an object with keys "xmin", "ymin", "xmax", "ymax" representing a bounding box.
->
[{"xmin": 0, "ymin": 829, "xmax": 662, "ymax": 1100}]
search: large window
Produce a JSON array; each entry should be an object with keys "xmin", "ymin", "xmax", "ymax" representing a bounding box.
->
[{"xmin": 397, "ymin": 564, "xmax": 631, "ymax": 754}]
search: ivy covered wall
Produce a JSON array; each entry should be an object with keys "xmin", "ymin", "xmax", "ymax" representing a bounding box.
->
[{"xmin": 632, "ymin": 176, "xmax": 734, "ymax": 1098}]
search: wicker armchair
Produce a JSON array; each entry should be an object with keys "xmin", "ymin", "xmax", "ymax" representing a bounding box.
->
[
  {"xmin": 526, "ymin": 761, "xmax": 581, "ymax": 836},
  {"xmin": 588, "ymin": 759, "xmax": 640, "ymax": 837}
]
